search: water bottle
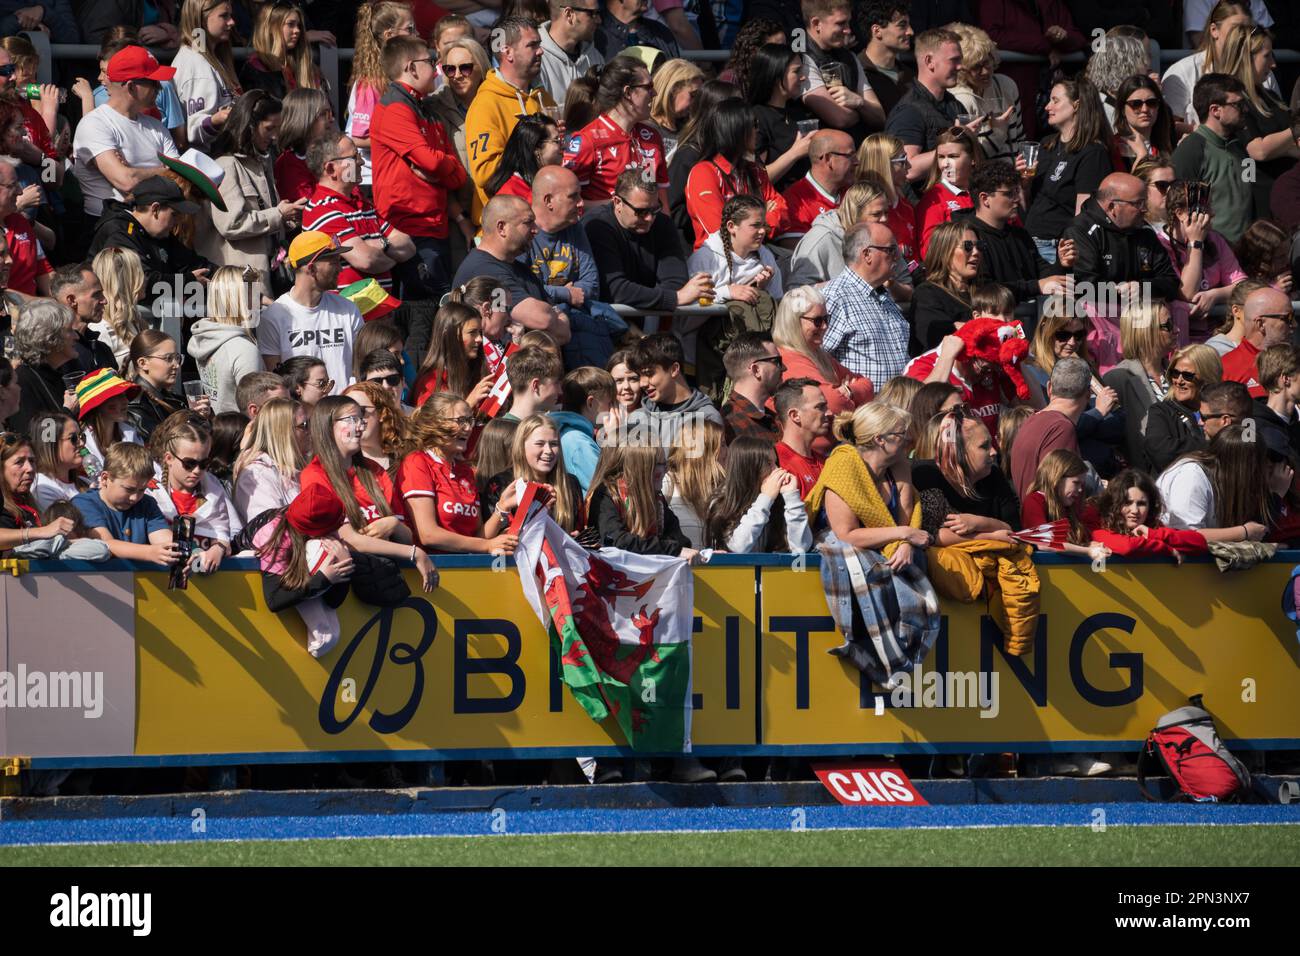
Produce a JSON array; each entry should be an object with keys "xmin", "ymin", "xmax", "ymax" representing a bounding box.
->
[
  {"xmin": 21, "ymin": 84, "xmax": 66, "ymax": 104},
  {"xmin": 79, "ymin": 447, "xmax": 102, "ymax": 481}
]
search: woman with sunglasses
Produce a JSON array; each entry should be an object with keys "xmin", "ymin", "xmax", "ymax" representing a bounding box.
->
[
  {"xmin": 568, "ymin": 56, "xmax": 669, "ymax": 209},
  {"xmin": 123, "ymin": 330, "xmax": 188, "ymax": 442},
  {"xmin": 1102, "ymin": 300, "xmax": 1178, "ymax": 470},
  {"xmin": 29, "ymin": 411, "xmax": 91, "ymax": 510},
  {"xmin": 1109, "ymin": 76, "xmax": 1174, "ymax": 173},
  {"xmin": 1132, "ymin": 155, "xmax": 1177, "ymax": 230},
  {"xmin": 233, "ymin": 397, "xmax": 309, "ymax": 525},
  {"xmin": 1024, "ymin": 309, "xmax": 1124, "ymax": 475},
  {"xmin": 912, "ymin": 221, "xmax": 981, "ymax": 351},
  {"xmin": 428, "ymin": 37, "xmax": 489, "ymax": 253},
  {"xmin": 857, "ymin": 133, "xmax": 918, "ymax": 274},
  {"xmin": 342, "ymin": 381, "xmax": 406, "ymax": 477},
  {"xmin": 302, "ymin": 394, "xmax": 438, "ymax": 589},
  {"xmin": 276, "ymin": 356, "xmax": 332, "ymax": 409},
  {"xmin": 1144, "ymin": 344, "xmax": 1223, "ymax": 472},
  {"xmin": 398, "ymin": 392, "xmax": 518, "ymax": 555},
  {"xmin": 1156, "ymin": 180, "xmax": 1248, "ymax": 344},
  {"xmin": 0, "ymin": 432, "xmax": 76, "ymax": 552},
  {"xmin": 145, "ymin": 410, "xmax": 239, "ymax": 574},
  {"xmin": 772, "ymin": 285, "xmax": 873, "ymax": 427}
]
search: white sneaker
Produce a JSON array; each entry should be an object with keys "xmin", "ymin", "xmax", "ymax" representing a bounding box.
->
[{"xmin": 1075, "ymin": 755, "xmax": 1113, "ymax": 777}]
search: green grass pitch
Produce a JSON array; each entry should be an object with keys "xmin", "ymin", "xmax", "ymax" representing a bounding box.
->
[{"xmin": 2, "ymin": 824, "xmax": 1297, "ymax": 866}]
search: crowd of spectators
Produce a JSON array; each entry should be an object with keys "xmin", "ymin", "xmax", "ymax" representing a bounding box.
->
[{"xmin": 3, "ymin": 0, "xmax": 1300, "ymax": 789}]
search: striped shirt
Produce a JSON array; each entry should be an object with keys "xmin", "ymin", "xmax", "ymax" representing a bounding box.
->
[
  {"xmin": 822, "ymin": 266, "xmax": 910, "ymax": 385},
  {"xmin": 301, "ymin": 184, "xmax": 395, "ymax": 291}
]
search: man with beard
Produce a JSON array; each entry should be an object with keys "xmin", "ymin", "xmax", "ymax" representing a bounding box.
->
[
  {"xmin": 1172, "ymin": 73, "xmax": 1254, "ymax": 243},
  {"xmin": 539, "ymin": 0, "xmax": 605, "ymax": 108}
]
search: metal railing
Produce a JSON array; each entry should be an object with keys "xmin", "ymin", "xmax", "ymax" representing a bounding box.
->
[{"xmin": 28, "ymin": 28, "xmax": 1300, "ymax": 129}]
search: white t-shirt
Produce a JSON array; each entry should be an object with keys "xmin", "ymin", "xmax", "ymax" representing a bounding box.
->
[
  {"xmin": 72, "ymin": 104, "xmax": 179, "ymax": 217},
  {"xmin": 32, "ymin": 472, "xmax": 81, "ymax": 511},
  {"xmin": 257, "ymin": 290, "xmax": 363, "ymax": 394},
  {"xmin": 1183, "ymin": 0, "xmax": 1272, "ymax": 39},
  {"xmin": 1156, "ymin": 458, "xmax": 1215, "ymax": 529}
]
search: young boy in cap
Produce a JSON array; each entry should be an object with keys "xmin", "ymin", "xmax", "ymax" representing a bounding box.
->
[
  {"xmin": 73, "ymin": 442, "xmax": 182, "ymax": 566},
  {"xmin": 88, "ymin": 174, "xmax": 212, "ymax": 296},
  {"xmin": 258, "ymin": 231, "xmax": 363, "ymax": 395}
]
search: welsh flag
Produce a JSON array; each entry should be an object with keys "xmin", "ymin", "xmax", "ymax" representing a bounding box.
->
[{"xmin": 513, "ymin": 485, "xmax": 694, "ymax": 752}]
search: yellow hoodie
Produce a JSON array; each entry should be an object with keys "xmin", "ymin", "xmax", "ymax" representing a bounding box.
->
[{"xmin": 463, "ymin": 69, "xmax": 556, "ymax": 223}]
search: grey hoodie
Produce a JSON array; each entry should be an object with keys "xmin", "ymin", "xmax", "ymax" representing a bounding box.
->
[
  {"xmin": 187, "ymin": 320, "xmax": 263, "ymax": 414},
  {"xmin": 789, "ymin": 209, "xmax": 913, "ymax": 289},
  {"xmin": 622, "ymin": 388, "xmax": 723, "ymax": 449},
  {"xmin": 539, "ymin": 21, "xmax": 604, "ymax": 112}
]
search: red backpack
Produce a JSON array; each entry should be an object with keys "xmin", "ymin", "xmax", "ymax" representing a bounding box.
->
[{"xmin": 1137, "ymin": 697, "xmax": 1253, "ymax": 803}]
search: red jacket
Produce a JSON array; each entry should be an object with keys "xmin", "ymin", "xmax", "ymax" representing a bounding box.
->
[
  {"xmin": 685, "ymin": 154, "xmax": 787, "ymax": 250},
  {"xmin": 1090, "ymin": 525, "xmax": 1208, "ymax": 558},
  {"xmin": 370, "ymin": 82, "xmax": 467, "ymax": 238}
]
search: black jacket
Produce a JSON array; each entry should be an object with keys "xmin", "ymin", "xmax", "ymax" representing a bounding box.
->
[
  {"xmin": 1144, "ymin": 397, "xmax": 1206, "ymax": 473},
  {"xmin": 583, "ymin": 203, "xmax": 688, "ymax": 313},
  {"xmin": 12, "ymin": 360, "xmax": 77, "ymax": 435},
  {"xmin": 1252, "ymin": 400, "xmax": 1300, "ymax": 467},
  {"xmin": 589, "ymin": 483, "xmax": 689, "ymax": 555},
  {"xmin": 960, "ymin": 208, "xmax": 1064, "ymax": 303},
  {"xmin": 1062, "ymin": 198, "xmax": 1181, "ymax": 303},
  {"xmin": 75, "ymin": 325, "xmax": 116, "ymax": 375},
  {"xmin": 126, "ymin": 381, "xmax": 185, "ymax": 443},
  {"xmin": 89, "ymin": 201, "xmax": 212, "ymax": 314},
  {"xmin": 911, "ymin": 282, "xmax": 970, "ymax": 352}
]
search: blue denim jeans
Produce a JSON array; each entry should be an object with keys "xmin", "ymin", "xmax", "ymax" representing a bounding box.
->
[{"xmin": 1033, "ymin": 237, "xmax": 1058, "ymax": 265}]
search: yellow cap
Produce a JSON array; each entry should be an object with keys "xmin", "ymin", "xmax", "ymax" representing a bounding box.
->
[{"xmin": 288, "ymin": 231, "xmax": 351, "ymax": 269}]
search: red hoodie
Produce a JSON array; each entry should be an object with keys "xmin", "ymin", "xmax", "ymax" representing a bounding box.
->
[
  {"xmin": 1090, "ymin": 525, "xmax": 1209, "ymax": 558},
  {"xmin": 370, "ymin": 82, "xmax": 467, "ymax": 238}
]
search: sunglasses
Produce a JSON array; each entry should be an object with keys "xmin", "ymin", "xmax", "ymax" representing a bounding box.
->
[
  {"xmin": 0, "ymin": 65, "xmax": 14, "ymax": 78},
  {"xmin": 171, "ymin": 454, "xmax": 210, "ymax": 471},
  {"xmin": 961, "ymin": 239, "xmax": 977, "ymax": 254},
  {"xmin": 306, "ymin": 378, "xmax": 334, "ymax": 390},
  {"xmin": 1, "ymin": 431, "xmax": 21, "ymax": 446},
  {"xmin": 753, "ymin": 355, "xmax": 786, "ymax": 370},
  {"xmin": 368, "ymin": 373, "xmax": 403, "ymax": 387},
  {"xmin": 1126, "ymin": 97, "xmax": 1159, "ymax": 111},
  {"xmin": 64, "ymin": 430, "xmax": 86, "ymax": 446},
  {"xmin": 442, "ymin": 63, "xmax": 475, "ymax": 76},
  {"xmin": 1054, "ymin": 329, "xmax": 1087, "ymax": 343},
  {"xmin": 1151, "ymin": 180, "xmax": 1174, "ymax": 194},
  {"xmin": 615, "ymin": 194, "xmax": 658, "ymax": 217},
  {"xmin": 1169, "ymin": 368, "xmax": 1198, "ymax": 383},
  {"xmin": 803, "ymin": 313, "xmax": 829, "ymax": 327}
]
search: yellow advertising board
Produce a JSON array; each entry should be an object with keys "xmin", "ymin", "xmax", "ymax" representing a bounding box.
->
[
  {"xmin": 760, "ymin": 560, "xmax": 1300, "ymax": 750},
  {"xmin": 7, "ymin": 555, "xmax": 1298, "ymax": 762},
  {"xmin": 133, "ymin": 564, "xmax": 759, "ymax": 756}
]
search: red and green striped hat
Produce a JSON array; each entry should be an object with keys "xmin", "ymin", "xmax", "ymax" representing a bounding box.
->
[
  {"xmin": 340, "ymin": 278, "xmax": 401, "ymax": 322},
  {"xmin": 76, "ymin": 368, "xmax": 140, "ymax": 419}
]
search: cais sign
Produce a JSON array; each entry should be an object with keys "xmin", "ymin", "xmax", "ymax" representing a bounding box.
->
[{"xmin": 813, "ymin": 761, "xmax": 928, "ymax": 806}]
